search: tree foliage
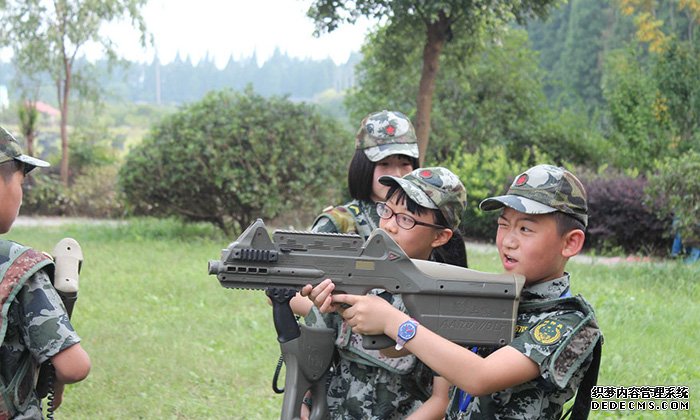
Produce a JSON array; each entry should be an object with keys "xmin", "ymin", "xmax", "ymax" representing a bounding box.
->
[
  {"xmin": 308, "ymin": 0, "xmax": 559, "ymax": 164},
  {"xmin": 645, "ymin": 152, "xmax": 700, "ymax": 245},
  {"xmin": 119, "ymin": 89, "xmax": 351, "ymax": 234},
  {"xmin": 346, "ymin": 26, "xmax": 609, "ymax": 167},
  {"xmin": 447, "ymin": 144, "xmax": 551, "ymax": 241},
  {"xmin": 602, "ymin": 47, "xmax": 668, "ymax": 173},
  {"xmin": 0, "ymin": 0, "xmax": 149, "ymax": 185},
  {"xmin": 653, "ymin": 40, "xmax": 700, "ymax": 152},
  {"xmin": 602, "ymin": 39, "xmax": 700, "ymax": 172}
]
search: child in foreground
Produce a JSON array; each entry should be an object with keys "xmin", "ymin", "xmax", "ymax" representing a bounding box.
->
[
  {"xmin": 0, "ymin": 126, "xmax": 91, "ymax": 417},
  {"xmin": 302, "ymin": 166, "xmax": 469, "ymax": 419},
  {"xmin": 307, "ymin": 164, "xmax": 603, "ymax": 419}
]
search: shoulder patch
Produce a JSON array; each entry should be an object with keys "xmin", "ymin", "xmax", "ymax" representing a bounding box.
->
[
  {"xmin": 324, "ymin": 206, "xmax": 357, "ymax": 234},
  {"xmin": 531, "ymin": 319, "xmax": 564, "ymax": 345},
  {"xmin": 346, "ymin": 204, "xmax": 361, "ymax": 217}
]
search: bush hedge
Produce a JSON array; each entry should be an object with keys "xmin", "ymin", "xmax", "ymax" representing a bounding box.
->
[
  {"xmin": 645, "ymin": 152, "xmax": 700, "ymax": 247},
  {"xmin": 22, "ymin": 165, "xmax": 125, "ymax": 218},
  {"xmin": 582, "ymin": 171, "xmax": 671, "ymax": 255},
  {"xmin": 119, "ymin": 88, "xmax": 351, "ymax": 234}
]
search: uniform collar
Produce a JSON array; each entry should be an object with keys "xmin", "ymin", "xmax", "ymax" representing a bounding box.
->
[
  {"xmin": 520, "ymin": 273, "xmax": 571, "ymax": 302},
  {"xmin": 360, "ymin": 199, "xmax": 380, "ymax": 230}
]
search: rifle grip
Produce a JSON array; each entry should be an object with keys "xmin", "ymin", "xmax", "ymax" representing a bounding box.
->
[
  {"xmin": 361, "ymin": 333, "xmax": 396, "ymax": 350},
  {"xmin": 266, "ymin": 288, "xmax": 301, "ymax": 343},
  {"xmin": 53, "ymin": 238, "xmax": 83, "ymax": 294}
]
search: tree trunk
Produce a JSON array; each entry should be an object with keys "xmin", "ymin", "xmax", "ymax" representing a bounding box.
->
[
  {"xmin": 415, "ymin": 13, "xmax": 450, "ymax": 166},
  {"xmin": 59, "ymin": 61, "xmax": 72, "ymax": 186},
  {"xmin": 26, "ymin": 132, "xmax": 35, "ymax": 157}
]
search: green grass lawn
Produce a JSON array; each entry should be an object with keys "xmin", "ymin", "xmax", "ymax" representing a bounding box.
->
[{"xmin": 6, "ymin": 219, "xmax": 699, "ymax": 419}]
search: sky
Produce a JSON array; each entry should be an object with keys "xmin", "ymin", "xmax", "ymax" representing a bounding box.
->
[{"xmin": 85, "ymin": 0, "xmax": 374, "ymax": 68}]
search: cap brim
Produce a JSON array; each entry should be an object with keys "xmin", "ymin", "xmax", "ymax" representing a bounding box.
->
[
  {"xmin": 379, "ymin": 175, "xmax": 438, "ymax": 209},
  {"xmin": 364, "ymin": 142, "xmax": 419, "ymax": 162},
  {"xmin": 15, "ymin": 154, "xmax": 50, "ymax": 171},
  {"xmin": 479, "ymin": 195, "xmax": 557, "ymax": 214}
]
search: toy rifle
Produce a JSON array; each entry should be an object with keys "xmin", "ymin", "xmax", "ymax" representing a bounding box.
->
[
  {"xmin": 36, "ymin": 238, "xmax": 83, "ymax": 419},
  {"xmin": 209, "ymin": 219, "xmax": 525, "ymax": 419}
]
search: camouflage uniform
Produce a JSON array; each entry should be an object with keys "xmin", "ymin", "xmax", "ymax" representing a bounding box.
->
[
  {"xmin": 446, "ymin": 164, "xmax": 601, "ymax": 419},
  {"xmin": 312, "ymin": 109, "xmax": 421, "ymax": 238},
  {"xmin": 311, "ymin": 199, "xmax": 380, "ymax": 240},
  {"xmin": 308, "ymin": 202, "xmax": 428, "ymax": 418},
  {"xmin": 306, "ymin": 167, "xmax": 468, "ymax": 419},
  {"xmin": 1, "ymin": 126, "xmax": 72, "ymax": 419},
  {"xmin": 0, "ymin": 241, "xmax": 81, "ymax": 419},
  {"xmin": 0, "ymin": 127, "xmax": 50, "ymax": 172},
  {"xmin": 378, "ymin": 167, "xmax": 467, "ymax": 230},
  {"xmin": 445, "ymin": 274, "xmax": 601, "ymax": 419},
  {"xmin": 480, "ymin": 164, "xmax": 588, "ymax": 228},
  {"xmin": 355, "ymin": 110, "xmax": 419, "ymax": 163}
]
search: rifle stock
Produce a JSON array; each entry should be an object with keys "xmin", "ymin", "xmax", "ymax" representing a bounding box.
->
[
  {"xmin": 36, "ymin": 238, "xmax": 83, "ymax": 401},
  {"xmin": 209, "ymin": 219, "xmax": 525, "ymax": 349}
]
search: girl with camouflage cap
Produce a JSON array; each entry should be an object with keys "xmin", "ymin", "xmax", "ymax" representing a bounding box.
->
[
  {"xmin": 301, "ymin": 166, "xmax": 468, "ymax": 419},
  {"xmin": 310, "ymin": 110, "xmax": 421, "ymax": 239},
  {"xmin": 293, "ymin": 111, "xmax": 465, "ymax": 419}
]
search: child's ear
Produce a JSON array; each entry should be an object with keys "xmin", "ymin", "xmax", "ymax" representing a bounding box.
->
[
  {"xmin": 431, "ymin": 228, "xmax": 453, "ymax": 249},
  {"xmin": 561, "ymin": 229, "xmax": 585, "ymax": 258}
]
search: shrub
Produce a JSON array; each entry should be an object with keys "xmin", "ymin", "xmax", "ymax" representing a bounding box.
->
[
  {"xmin": 645, "ymin": 152, "xmax": 700, "ymax": 247},
  {"xmin": 22, "ymin": 171, "xmax": 70, "ymax": 216},
  {"xmin": 22, "ymin": 165, "xmax": 125, "ymax": 218},
  {"xmin": 447, "ymin": 145, "xmax": 550, "ymax": 241},
  {"xmin": 582, "ymin": 172, "xmax": 670, "ymax": 254},
  {"xmin": 65, "ymin": 165, "xmax": 125, "ymax": 218},
  {"xmin": 119, "ymin": 88, "xmax": 351, "ymax": 234}
]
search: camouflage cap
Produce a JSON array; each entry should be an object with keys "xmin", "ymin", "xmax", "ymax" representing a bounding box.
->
[
  {"xmin": 379, "ymin": 167, "xmax": 467, "ymax": 230},
  {"xmin": 479, "ymin": 164, "xmax": 588, "ymax": 227},
  {"xmin": 356, "ymin": 110, "xmax": 419, "ymax": 162},
  {"xmin": 0, "ymin": 126, "xmax": 49, "ymax": 173}
]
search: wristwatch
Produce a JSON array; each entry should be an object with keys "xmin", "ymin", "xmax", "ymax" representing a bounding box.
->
[{"xmin": 395, "ymin": 318, "xmax": 419, "ymax": 350}]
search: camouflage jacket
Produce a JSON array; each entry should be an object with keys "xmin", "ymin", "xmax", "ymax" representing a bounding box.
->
[
  {"xmin": 307, "ymin": 200, "xmax": 431, "ymax": 418},
  {"xmin": 0, "ymin": 240, "xmax": 81, "ymax": 419},
  {"xmin": 446, "ymin": 274, "xmax": 602, "ymax": 419},
  {"xmin": 311, "ymin": 199, "xmax": 379, "ymax": 239}
]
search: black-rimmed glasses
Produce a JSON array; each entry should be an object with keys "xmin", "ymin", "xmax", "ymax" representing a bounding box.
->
[{"xmin": 376, "ymin": 202, "xmax": 447, "ymax": 230}]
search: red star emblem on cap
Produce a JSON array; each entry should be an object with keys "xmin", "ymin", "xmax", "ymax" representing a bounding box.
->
[
  {"xmin": 515, "ymin": 174, "xmax": 528, "ymax": 186},
  {"xmin": 385, "ymin": 125, "xmax": 396, "ymax": 136},
  {"xmin": 420, "ymin": 170, "xmax": 432, "ymax": 178}
]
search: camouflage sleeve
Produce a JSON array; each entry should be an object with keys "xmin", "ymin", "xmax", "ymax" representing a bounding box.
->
[
  {"xmin": 310, "ymin": 206, "xmax": 359, "ymax": 234},
  {"xmin": 509, "ymin": 311, "xmax": 591, "ymax": 388},
  {"xmin": 18, "ymin": 270, "xmax": 81, "ymax": 364},
  {"xmin": 304, "ymin": 306, "xmax": 340, "ymax": 332},
  {"xmin": 310, "ymin": 216, "xmax": 340, "ymax": 234}
]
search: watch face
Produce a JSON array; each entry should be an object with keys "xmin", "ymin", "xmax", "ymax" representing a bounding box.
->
[{"xmin": 398, "ymin": 321, "xmax": 417, "ymax": 340}]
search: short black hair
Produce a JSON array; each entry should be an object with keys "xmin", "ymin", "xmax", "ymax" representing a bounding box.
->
[
  {"xmin": 0, "ymin": 160, "xmax": 23, "ymax": 183},
  {"xmin": 347, "ymin": 150, "xmax": 419, "ymax": 200},
  {"xmin": 385, "ymin": 184, "xmax": 468, "ymax": 267},
  {"xmin": 433, "ymin": 229, "xmax": 468, "ymax": 268},
  {"xmin": 552, "ymin": 211, "xmax": 586, "ymax": 236},
  {"xmin": 385, "ymin": 184, "xmax": 448, "ymax": 227}
]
